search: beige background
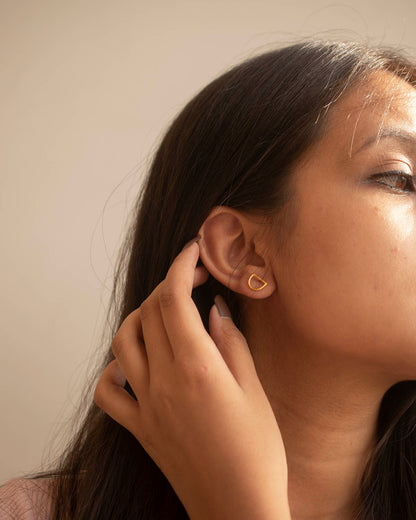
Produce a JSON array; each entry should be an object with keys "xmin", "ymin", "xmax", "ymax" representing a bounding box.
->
[{"xmin": 1, "ymin": 0, "xmax": 416, "ymax": 484}]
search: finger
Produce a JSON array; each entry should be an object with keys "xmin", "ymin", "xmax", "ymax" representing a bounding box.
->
[
  {"xmin": 115, "ymin": 264, "xmax": 208, "ymax": 350},
  {"xmin": 117, "ymin": 264, "xmax": 209, "ymax": 383},
  {"xmin": 193, "ymin": 265, "xmax": 209, "ymax": 286},
  {"xmin": 94, "ymin": 360, "xmax": 142, "ymax": 439},
  {"xmin": 112, "ymin": 309, "xmax": 150, "ymax": 396},
  {"xmin": 158, "ymin": 241, "xmax": 218, "ymax": 360},
  {"xmin": 140, "ymin": 292, "xmax": 175, "ymax": 374},
  {"xmin": 208, "ymin": 296, "xmax": 257, "ymax": 390}
]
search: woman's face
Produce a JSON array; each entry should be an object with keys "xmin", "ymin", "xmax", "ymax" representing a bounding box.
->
[{"xmin": 273, "ymin": 71, "xmax": 416, "ymax": 380}]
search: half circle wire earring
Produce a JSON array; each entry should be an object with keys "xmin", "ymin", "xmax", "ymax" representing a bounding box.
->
[{"xmin": 247, "ymin": 273, "xmax": 268, "ymax": 291}]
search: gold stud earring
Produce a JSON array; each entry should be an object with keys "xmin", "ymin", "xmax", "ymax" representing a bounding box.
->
[{"xmin": 248, "ymin": 273, "xmax": 268, "ymax": 291}]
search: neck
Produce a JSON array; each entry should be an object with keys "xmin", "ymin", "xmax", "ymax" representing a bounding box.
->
[{"xmin": 242, "ymin": 298, "xmax": 396, "ymax": 520}]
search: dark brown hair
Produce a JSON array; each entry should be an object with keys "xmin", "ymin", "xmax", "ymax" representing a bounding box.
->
[{"xmin": 39, "ymin": 41, "xmax": 416, "ymax": 519}]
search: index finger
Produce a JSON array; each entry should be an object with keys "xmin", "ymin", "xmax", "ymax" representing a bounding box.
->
[{"xmin": 158, "ymin": 239, "xmax": 218, "ymax": 360}]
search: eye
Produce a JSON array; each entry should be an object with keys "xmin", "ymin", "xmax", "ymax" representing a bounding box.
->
[{"xmin": 371, "ymin": 171, "xmax": 415, "ymax": 193}]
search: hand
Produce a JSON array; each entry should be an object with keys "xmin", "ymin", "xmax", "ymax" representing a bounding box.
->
[{"xmin": 94, "ymin": 239, "xmax": 291, "ymax": 520}]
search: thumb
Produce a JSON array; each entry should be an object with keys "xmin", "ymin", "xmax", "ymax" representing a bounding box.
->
[{"xmin": 209, "ymin": 295, "xmax": 258, "ymax": 388}]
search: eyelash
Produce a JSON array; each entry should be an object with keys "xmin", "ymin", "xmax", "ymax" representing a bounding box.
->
[{"xmin": 371, "ymin": 170, "xmax": 415, "ymax": 193}]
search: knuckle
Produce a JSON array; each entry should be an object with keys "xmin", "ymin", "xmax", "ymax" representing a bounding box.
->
[
  {"xmin": 149, "ymin": 375, "xmax": 173, "ymax": 405},
  {"xmin": 153, "ymin": 385, "xmax": 175, "ymax": 410},
  {"xmin": 178, "ymin": 357, "xmax": 211, "ymax": 386},
  {"xmin": 111, "ymin": 333, "xmax": 126, "ymax": 358},
  {"xmin": 139, "ymin": 299, "xmax": 151, "ymax": 321},
  {"xmin": 222, "ymin": 324, "xmax": 244, "ymax": 345},
  {"xmin": 193, "ymin": 363, "xmax": 211, "ymax": 384},
  {"xmin": 93, "ymin": 381, "xmax": 105, "ymax": 409},
  {"xmin": 158, "ymin": 286, "xmax": 180, "ymax": 309}
]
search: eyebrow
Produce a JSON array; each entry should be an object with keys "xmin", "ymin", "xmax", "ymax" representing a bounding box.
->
[{"xmin": 352, "ymin": 127, "xmax": 416, "ymax": 157}]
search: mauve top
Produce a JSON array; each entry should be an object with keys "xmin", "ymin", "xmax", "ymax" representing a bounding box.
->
[{"xmin": 0, "ymin": 479, "xmax": 52, "ymax": 520}]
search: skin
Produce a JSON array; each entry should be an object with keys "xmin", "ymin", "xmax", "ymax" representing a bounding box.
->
[
  {"xmin": 95, "ymin": 70, "xmax": 416, "ymax": 520},
  {"xmin": 95, "ymin": 244, "xmax": 291, "ymax": 520},
  {"xmin": 221, "ymin": 71, "xmax": 416, "ymax": 518}
]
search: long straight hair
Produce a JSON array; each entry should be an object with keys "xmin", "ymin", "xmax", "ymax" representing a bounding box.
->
[{"xmin": 41, "ymin": 41, "xmax": 416, "ymax": 519}]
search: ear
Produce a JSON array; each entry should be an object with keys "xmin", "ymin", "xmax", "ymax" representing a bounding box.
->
[{"xmin": 197, "ymin": 207, "xmax": 277, "ymax": 299}]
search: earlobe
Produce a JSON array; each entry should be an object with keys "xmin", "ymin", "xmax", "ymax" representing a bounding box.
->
[
  {"xmin": 197, "ymin": 207, "xmax": 276, "ymax": 299},
  {"xmin": 247, "ymin": 273, "xmax": 268, "ymax": 292}
]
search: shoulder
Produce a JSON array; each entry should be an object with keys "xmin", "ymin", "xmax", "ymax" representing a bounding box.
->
[{"xmin": 0, "ymin": 478, "xmax": 53, "ymax": 520}]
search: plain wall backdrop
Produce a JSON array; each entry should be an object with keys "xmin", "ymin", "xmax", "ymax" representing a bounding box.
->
[{"xmin": 1, "ymin": 0, "xmax": 416, "ymax": 484}]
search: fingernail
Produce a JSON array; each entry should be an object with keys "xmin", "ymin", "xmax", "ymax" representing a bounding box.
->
[
  {"xmin": 182, "ymin": 235, "xmax": 201, "ymax": 250},
  {"xmin": 214, "ymin": 294, "xmax": 232, "ymax": 319}
]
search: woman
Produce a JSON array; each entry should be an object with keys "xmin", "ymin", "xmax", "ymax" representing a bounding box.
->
[{"xmin": 2, "ymin": 40, "xmax": 416, "ymax": 519}]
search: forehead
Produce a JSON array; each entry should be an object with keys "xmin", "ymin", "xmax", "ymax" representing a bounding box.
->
[{"xmin": 323, "ymin": 71, "xmax": 416, "ymax": 155}]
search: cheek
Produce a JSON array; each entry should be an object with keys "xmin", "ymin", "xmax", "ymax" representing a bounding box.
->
[{"xmin": 279, "ymin": 194, "xmax": 416, "ymax": 376}]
